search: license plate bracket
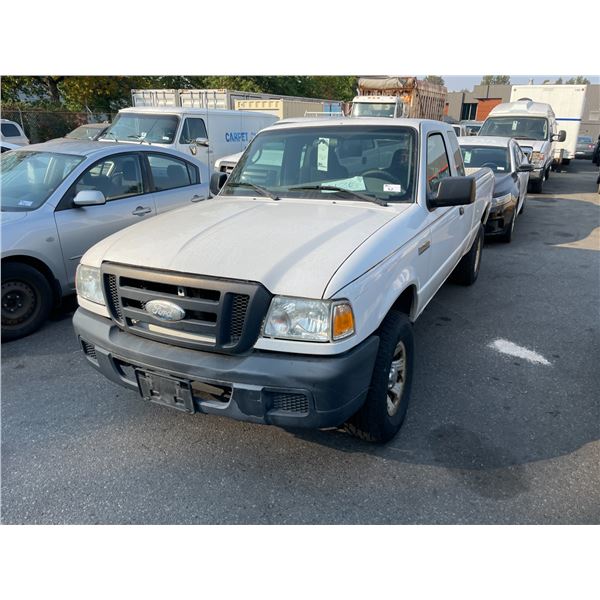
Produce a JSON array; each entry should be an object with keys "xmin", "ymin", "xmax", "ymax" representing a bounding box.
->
[{"xmin": 135, "ymin": 370, "xmax": 195, "ymax": 413}]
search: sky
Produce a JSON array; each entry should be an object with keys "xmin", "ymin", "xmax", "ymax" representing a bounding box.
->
[{"xmin": 441, "ymin": 75, "xmax": 598, "ymax": 92}]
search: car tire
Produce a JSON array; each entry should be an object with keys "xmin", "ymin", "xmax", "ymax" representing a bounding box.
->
[
  {"xmin": 498, "ymin": 210, "xmax": 515, "ymax": 243},
  {"xmin": 562, "ymin": 159, "xmax": 570, "ymax": 166},
  {"xmin": 529, "ymin": 177, "xmax": 544, "ymax": 193},
  {"xmin": 345, "ymin": 311, "xmax": 414, "ymax": 443},
  {"xmin": 1, "ymin": 263, "xmax": 53, "ymax": 342},
  {"xmin": 451, "ymin": 224, "xmax": 483, "ymax": 286}
]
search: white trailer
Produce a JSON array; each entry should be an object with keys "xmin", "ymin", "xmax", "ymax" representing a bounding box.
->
[{"xmin": 510, "ymin": 85, "xmax": 588, "ymax": 165}]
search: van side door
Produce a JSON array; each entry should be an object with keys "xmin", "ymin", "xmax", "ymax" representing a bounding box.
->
[{"xmin": 178, "ymin": 116, "xmax": 209, "ymax": 166}]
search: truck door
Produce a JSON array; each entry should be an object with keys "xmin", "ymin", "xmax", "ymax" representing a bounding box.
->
[
  {"xmin": 54, "ymin": 152, "xmax": 156, "ymax": 288},
  {"xmin": 425, "ymin": 132, "xmax": 471, "ymax": 291},
  {"xmin": 179, "ymin": 116, "xmax": 209, "ymax": 167}
]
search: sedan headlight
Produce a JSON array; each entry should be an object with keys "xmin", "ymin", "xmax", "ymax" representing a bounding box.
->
[
  {"xmin": 531, "ymin": 151, "xmax": 545, "ymax": 167},
  {"xmin": 262, "ymin": 296, "xmax": 355, "ymax": 342},
  {"xmin": 491, "ymin": 192, "xmax": 514, "ymax": 208},
  {"xmin": 76, "ymin": 264, "xmax": 105, "ymax": 305}
]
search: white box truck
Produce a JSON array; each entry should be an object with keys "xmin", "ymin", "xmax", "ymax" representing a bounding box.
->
[{"xmin": 510, "ymin": 84, "xmax": 588, "ymax": 166}]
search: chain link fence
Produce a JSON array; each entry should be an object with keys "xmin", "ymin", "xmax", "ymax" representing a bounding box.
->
[{"xmin": 2, "ymin": 108, "xmax": 113, "ymax": 143}]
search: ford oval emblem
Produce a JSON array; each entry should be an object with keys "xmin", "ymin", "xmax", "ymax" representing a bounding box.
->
[{"xmin": 145, "ymin": 299, "xmax": 185, "ymax": 322}]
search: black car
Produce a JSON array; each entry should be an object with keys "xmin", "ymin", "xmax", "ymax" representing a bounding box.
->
[{"xmin": 459, "ymin": 136, "xmax": 533, "ymax": 243}]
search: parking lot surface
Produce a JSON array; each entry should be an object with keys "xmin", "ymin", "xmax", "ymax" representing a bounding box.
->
[{"xmin": 2, "ymin": 161, "xmax": 599, "ymax": 524}]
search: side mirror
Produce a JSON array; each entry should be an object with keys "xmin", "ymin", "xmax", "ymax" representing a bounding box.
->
[
  {"xmin": 430, "ymin": 177, "xmax": 475, "ymax": 208},
  {"xmin": 210, "ymin": 172, "xmax": 228, "ymax": 196},
  {"xmin": 552, "ymin": 130, "xmax": 567, "ymax": 142},
  {"xmin": 518, "ymin": 163, "xmax": 534, "ymax": 172},
  {"xmin": 73, "ymin": 190, "xmax": 106, "ymax": 206},
  {"xmin": 194, "ymin": 137, "xmax": 209, "ymax": 147}
]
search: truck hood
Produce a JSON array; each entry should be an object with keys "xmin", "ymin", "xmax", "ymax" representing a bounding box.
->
[{"xmin": 83, "ymin": 196, "xmax": 403, "ymax": 298}]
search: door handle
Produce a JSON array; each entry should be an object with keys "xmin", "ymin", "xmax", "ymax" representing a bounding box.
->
[
  {"xmin": 132, "ymin": 206, "xmax": 152, "ymax": 216},
  {"xmin": 190, "ymin": 194, "xmax": 206, "ymax": 203},
  {"xmin": 418, "ymin": 240, "xmax": 431, "ymax": 255},
  {"xmin": 459, "ymin": 206, "xmax": 465, "ymax": 215}
]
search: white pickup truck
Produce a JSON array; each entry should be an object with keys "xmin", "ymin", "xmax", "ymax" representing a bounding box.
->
[{"xmin": 73, "ymin": 119, "xmax": 493, "ymax": 442}]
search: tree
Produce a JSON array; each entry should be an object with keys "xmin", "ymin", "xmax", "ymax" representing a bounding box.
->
[
  {"xmin": 480, "ymin": 75, "xmax": 511, "ymax": 85},
  {"xmin": 565, "ymin": 76, "xmax": 590, "ymax": 84},
  {"xmin": 425, "ymin": 75, "xmax": 445, "ymax": 86},
  {"xmin": 555, "ymin": 77, "xmax": 564, "ymax": 84}
]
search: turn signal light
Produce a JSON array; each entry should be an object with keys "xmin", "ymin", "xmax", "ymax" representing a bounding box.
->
[{"xmin": 332, "ymin": 303, "xmax": 355, "ymax": 340}]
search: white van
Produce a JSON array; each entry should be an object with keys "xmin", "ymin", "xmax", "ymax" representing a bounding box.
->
[
  {"xmin": 100, "ymin": 107, "xmax": 277, "ymax": 172},
  {"xmin": 479, "ymin": 101, "xmax": 566, "ymax": 193}
]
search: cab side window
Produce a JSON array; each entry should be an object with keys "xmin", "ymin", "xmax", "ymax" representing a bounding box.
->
[
  {"xmin": 446, "ymin": 132, "xmax": 465, "ymax": 176},
  {"xmin": 74, "ymin": 154, "xmax": 144, "ymax": 201},
  {"xmin": 427, "ymin": 134, "xmax": 451, "ymax": 195},
  {"xmin": 179, "ymin": 118, "xmax": 207, "ymax": 144}
]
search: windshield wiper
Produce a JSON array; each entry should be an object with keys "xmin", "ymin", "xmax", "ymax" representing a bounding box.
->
[
  {"xmin": 288, "ymin": 185, "xmax": 388, "ymax": 207},
  {"xmin": 227, "ymin": 181, "xmax": 280, "ymax": 201},
  {"xmin": 102, "ymin": 131, "xmax": 118, "ymax": 142}
]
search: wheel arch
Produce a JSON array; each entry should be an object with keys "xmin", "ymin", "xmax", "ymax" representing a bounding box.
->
[{"xmin": 389, "ymin": 284, "xmax": 418, "ymax": 321}]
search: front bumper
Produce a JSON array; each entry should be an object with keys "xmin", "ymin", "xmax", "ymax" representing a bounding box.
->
[
  {"xmin": 484, "ymin": 201, "xmax": 516, "ymax": 236},
  {"xmin": 73, "ymin": 308, "xmax": 379, "ymax": 429}
]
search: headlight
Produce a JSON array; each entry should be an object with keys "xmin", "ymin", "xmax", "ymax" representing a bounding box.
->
[
  {"xmin": 491, "ymin": 193, "xmax": 513, "ymax": 208},
  {"xmin": 531, "ymin": 151, "xmax": 545, "ymax": 167},
  {"xmin": 262, "ymin": 296, "xmax": 355, "ymax": 342},
  {"xmin": 76, "ymin": 264, "xmax": 105, "ymax": 305}
]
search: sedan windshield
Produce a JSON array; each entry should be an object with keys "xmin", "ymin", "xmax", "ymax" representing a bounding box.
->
[
  {"xmin": 222, "ymin": 125, "xmax": 417, "ymax": 204},
  {"xmin": 66, "ymin": 125, "xmax": 106, "ymax": 140},
  {"xmin": 0, "ymin": 151, "xmax": 84, "ymax": 211},
  {"xmin": 460, "ymin": 146, "xmax": 510, "ymax": 173},
  {"xmin": 479, "ymin": 117, "xmax": 548, "ymax": 141},
  {"xmin": 101, "ymin": 113, "xmax": 179, "ymax": 144}
]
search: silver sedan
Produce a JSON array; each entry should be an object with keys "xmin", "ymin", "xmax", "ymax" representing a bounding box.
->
[{"xmin": 1, "ymin": 140, "xmax": 209, "ymax": 340}]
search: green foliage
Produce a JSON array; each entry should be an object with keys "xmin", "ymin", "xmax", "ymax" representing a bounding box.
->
[
  {"xmin": 425, "ymin": 75, "xmax": 445, "ymax": 86},
  {"xmin": 565, "ymin": 76, "xmax": 590, "ymax": 84},
  {"xmin": 1, "ymin": 75, "xmax": 359, "ymax": 110},
  {"xmin": 480, "ymin": 75, "xmax": 511, "ymax": 85}
]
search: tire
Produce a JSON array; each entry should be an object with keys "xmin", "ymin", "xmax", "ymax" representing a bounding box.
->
[
  {"xmin": 451, "ymin": 224, "xmax": 483, "ymax": 286},
  {"xmin": 1, "ymin": 263, "xmax": 53, "ymax": 342},
  {"xmin": 497, "ymin": 210, "xmax": 515, "ymax": 244},
  {"xmin": 529, "ymin": 177, "xmax": 543, "ymax": 193},
  {"xmin": 345, "ymin": 311, "xmax": 414, "ymax": 443},
  {"xmin": 562, "ymin": 159, "xmax": 570, "ymax": 166}
]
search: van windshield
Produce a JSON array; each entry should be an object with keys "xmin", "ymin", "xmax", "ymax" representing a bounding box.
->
[
  {"xmin": 480, "ymin": 116, "xmax": 548, "ymax": 141},
  {"xmin": 101, "ymin": 113, "xmax": 179, "ymax": 144},
  {"xmin": 352, "ymin": 103, "xmax": 396, "ymax": 118},
  {"xmin": 222, "ymin": 125, "xmax": 417, "ymax": 204}
]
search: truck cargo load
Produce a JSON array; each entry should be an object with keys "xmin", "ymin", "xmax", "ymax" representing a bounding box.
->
[{"xmin": 351, "ymin": 77, "xmax": 447, "ymax": 120}]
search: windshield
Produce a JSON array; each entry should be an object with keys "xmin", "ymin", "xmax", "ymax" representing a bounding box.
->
[
  {"xmin": 479, "ymin": 117, "xmax": 548, "ymax": 141},
  {"xmin": 352, "ymin": 103, "xmax": 396, "ymax": 118},
  {"xmin": 222, "ymin": 125, "xmax": 417, "ymax": 204},
  {"xmin": 466, "ymin": 125, "xmax": 481, "ymax": 135},
  {"xmin": 66, "ymin": 125, "xmax": 105, "ymax": 140},
  {"xmin": 0, "ymin": 151, "xmax": 84, "ymax": 211},
  {"xmin": 101, "ymin": 113, "xmax": 179, "ymax": 144},
  {"xmin": 460, "ymin": 146, "xmax": 510, "ymax": 173}
]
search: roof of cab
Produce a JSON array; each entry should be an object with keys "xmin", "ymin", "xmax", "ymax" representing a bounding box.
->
[
  {"xmin": 457, "ymin": 136, "xmax": 512, "ymax": 148},
  {"xmin": 487, "ymin": 100, "xmax": 555, "ymax": 118},
  {"xmin": 261, "ymin": 117, "xmax": 450, "ymax": 132}
]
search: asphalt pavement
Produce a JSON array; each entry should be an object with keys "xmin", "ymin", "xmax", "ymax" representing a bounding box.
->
[{"xmin": 2, "ymin": 160, "xmax": 599, "ymax": 524}]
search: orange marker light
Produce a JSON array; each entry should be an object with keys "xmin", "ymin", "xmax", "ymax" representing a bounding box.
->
[{"xmin": 332, "ymin": 303, "xmax": 355, "ymax": 340}]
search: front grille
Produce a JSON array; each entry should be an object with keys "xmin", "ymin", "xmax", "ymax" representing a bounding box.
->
[
  {"xmin": 269, "ymin": 392, "xmax": 309, "ymax": 414},
  {"xmin": 101, "ymin": 263, "xmax": 271, "ymax": 354}
]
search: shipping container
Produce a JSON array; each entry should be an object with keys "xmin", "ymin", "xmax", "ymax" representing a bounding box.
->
[{"xmin": 234, "ymin": 98, "xmax": 340, "ymax": 119}]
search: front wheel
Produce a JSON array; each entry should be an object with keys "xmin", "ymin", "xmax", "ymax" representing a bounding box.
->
[
  {"xmin": 529, "ymin": 177, "xmax": 544, "ymax": 193},
  {"xmin": 451, "ymin": 224, "xmax": 483, "ymax": 286},
  {"xmin": 1, "ymin": 263, "xmax": 53, "ymax": 342},
  {"xmin": 345, "ymin": 311, "xmax": 414, "ymax": 443}
]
